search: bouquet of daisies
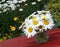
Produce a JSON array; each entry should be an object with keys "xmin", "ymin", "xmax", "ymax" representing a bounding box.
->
[{"xmin": 19, "ymin": 11, "xmax": 55, "ymax": 38}]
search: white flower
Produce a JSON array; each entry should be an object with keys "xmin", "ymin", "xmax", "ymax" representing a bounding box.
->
[
  {"xmin": 23, "ymin": 24, "xmax": 37, "ymax": 38},
  {"xmin": 22, "ymin": 0, "xmax": 26, "ymax": 2},
  {"xmin": 1, "ymin": 0, "xmax": 5, "ymax": 2},
  {"xmin": 18, "ymin": 1, "xmax": 22, "ymax": 3},
  {"xmin": 29, "ymin": 20, "xmax": 41, "ymax": 29},
  {"xmin": 24, "ymin": 17, "xmax": 40, "ymax": 29},
  {"xmin": 17, "ymin": 4, "xmax": 20, "ymax": 7},
  {"xmin": 7, "ymin": 1, "xmax": 13, "ymax": 4},
  {"xmin": 40, "ymin": 14, "xmax": 52, "ymax": 20},
  {"xmin": 3, "ymin": 3, "xmax": 8, "ymax": 6},
  {"xmin": 24, "ymin": 13, "xmax": 41, "ymax": 29},
  {"xmin": 28, "ymin": 12, "xmax": 40, "ymax": 20},
  {"xmin": 35, "ymin": 23, "xmax": 45, "ymax": 32},
  {"xmin": 3, "ymin": 9, "xmax": 7, "ymax": 12},
  {"xmin": 3, "ymin": 3, "xmax": 8, "ymax": 8},
  {"xmin": 37, "ymin": 0, "xmax": 41, "ymax": 2},
  {"xmin": 8, "ymin": 4, "xmax": 16, "ymax": 10},
  {"xmin": 0, "ymin": 4, "xmax": 3, "ymax": 8},
  {"xmin": 19, "ymin": 18, "xmax": 30, "ymax": 30},
  {"xmin": 31, "ymin": 2, "xmax": 36, "ymax": 5},
  {"xmin": 28, "ymin": 15, "xmax": 39, "ymax": 20},
  {"xmin": 19, "ymin": 8, "xmax": 23, "ymax": 11},
  {"xmin": 13, "ymin": 0, "xmax": 18, "ymax": 3},
  {"xmin": 25, "ymin": 15, "xmax": 40, "ymax": 28},
  {"xmin": 37, "ymin": 11, "xmax": 52, "ymax": 20},
  {"xmin": 37, "ymin": 11, "xmax": 51, "ymax": 15},
  {"xmin": 42, "ymin": 18, "xmax": 55, "ymax": 30},
  {"xmin": 25, "ymin": 4, "xmax": 28, "ymax": 5},
  {"xmin": 19, "ymin": 22, "xmax": 25, "ymax": 29},
  {"xmin": 24, "ymin": 18, "xmax": 30, "ymax": 25}
]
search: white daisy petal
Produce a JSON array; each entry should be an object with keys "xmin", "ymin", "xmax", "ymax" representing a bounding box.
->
[
  {"xmin": 23, "ymin": 24, "xmax": 37, "ymax": 38},
  {"xmin": 31, "ymin": 2, "xmax": 36, "ymax": 5}
]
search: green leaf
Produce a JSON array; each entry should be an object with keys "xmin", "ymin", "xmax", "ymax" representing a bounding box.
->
[{"xmin": 55, "ymin": 22, "xmax": 60, "ymax": 28}]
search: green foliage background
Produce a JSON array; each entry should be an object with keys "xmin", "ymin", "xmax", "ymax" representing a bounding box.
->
[{"xmin": 46, "ymin": 0, "xmax": 60, "ymax": 28}]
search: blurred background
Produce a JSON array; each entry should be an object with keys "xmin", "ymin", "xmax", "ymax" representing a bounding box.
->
[{"xmin": 0, "ymin": 0, "xmax": 60, "ymax": 41}]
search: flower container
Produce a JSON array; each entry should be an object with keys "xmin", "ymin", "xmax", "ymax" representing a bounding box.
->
[{"xmin": 35, "ymin": 31, "xmax": 49, "ymax": 43}]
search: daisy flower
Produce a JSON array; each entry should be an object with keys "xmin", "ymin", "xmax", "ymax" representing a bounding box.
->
[
  {"xmin": 31, "ymin": 2, "xmax": 36, "ymax": 5},
  {"xmin": 37, "ymin": 0, "xmax": 41, "ymax": 2},
  {"xmin": 19, "ymin": 8, "xmax": 23, "ymax": 11},
  {"xmin": 28, "ymin": 12, "xmax": 38, "ymax": 18},
  {"xmin": 27, "ymin": 18, "xmax": 40, "ymax": 29},
  {"xmin": 19, "ymin": 18, "xmax": 30, "ymax": 29},
  {"xmin": 28, "ymin": 12, "xmax": 40, "ymax": 21},
  {"xmin": 22, "ymin": 0, "xmax": 27, "ymax": 2},
  {"xmin": 24, "ymin": 16, "xmax": 40, "ymax": 30},
  {"xmin": 37, "ymin": 11, "xmax": 50, "ymax": 15},
  {"xmin": 35, "ymin": 23, "xmax": 45, "ymax": 33},
  {"xmin": 29, "ymin": 15, "xmax": 39, "ymax": 21},
  {"xmin": 24, "ymin": 18, "xmax": 30, "ymax": 25},
  {"xmin": 23, "ymin": 24, "xmax": 37, "ymax": 38},
  {"xmin": 10, "ymin": 25, "xmax": 16, "ymax": 31},
  {"xmin": 40, "ymin": 14, "xmax": 52, "ymax": 20},
  {"xmin": 42, "ymin": 18, "xmax": 55, "ymax": 30},
  {"xmin": 37, "ymin": 11, "xmax": 52, "ymax": 20}
]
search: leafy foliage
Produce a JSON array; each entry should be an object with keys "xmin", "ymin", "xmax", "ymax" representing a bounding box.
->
[{"xmin": 46, "ymin": 0, "xmax": 60, "ymax": 28}]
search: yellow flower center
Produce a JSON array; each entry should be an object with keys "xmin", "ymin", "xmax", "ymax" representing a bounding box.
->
[
  {"xmin": 42, "ymin": 16, "xmax": 47, "ymax": 19},
  {"xmin": 38, "ymin": 25, "xmax": 43, "ymax": 29},
  {"xmin": 32, "ymin": 17, "xmax": 37, "ymax": 21},
  {"xmin": 28, "ymin": 27, "xmax": 33, "ymax": 33},
  {"xmin": 43, "ymin": 20, "xmax": 49, "ymax": 25},
  {"xmin": 10, "ymin": 25, "xmax": 16, "ymax": 31},
  {"xmin": 33, "ymin": 21, "xmax": 39, "ymax": 25},
  {"xmin": 13, "ymin": 17, "xmax": 18, "ymax": 21}
]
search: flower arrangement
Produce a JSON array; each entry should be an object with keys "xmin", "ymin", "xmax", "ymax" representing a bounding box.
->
[{"xmin": 19, "ymin": 10, "xmax": 55, "ymax": 38}]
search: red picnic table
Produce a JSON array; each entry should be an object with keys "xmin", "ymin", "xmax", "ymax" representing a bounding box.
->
[{"xmin": 0, "ymin": 28, "xmax": 60, "ymax": 47}]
